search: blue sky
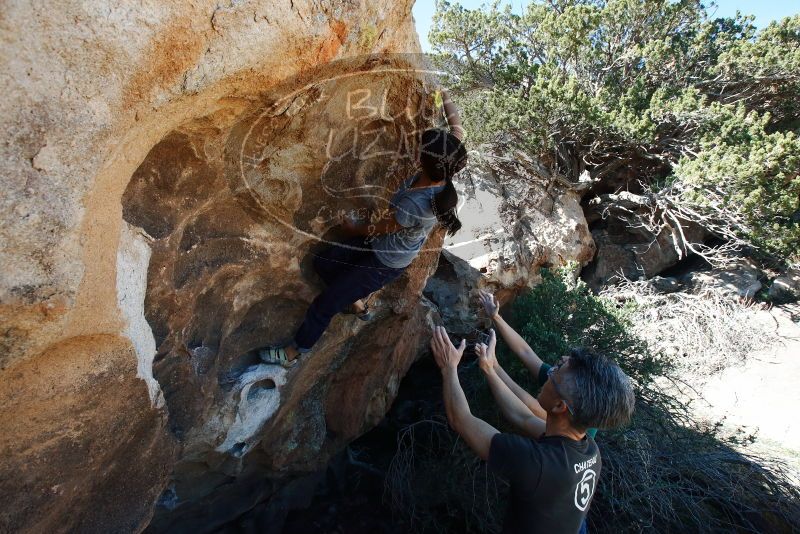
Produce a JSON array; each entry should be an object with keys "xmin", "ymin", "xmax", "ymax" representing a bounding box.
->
[{"xmin": 413, "ymin": 1, "xmax": 800, "ymax": 51}]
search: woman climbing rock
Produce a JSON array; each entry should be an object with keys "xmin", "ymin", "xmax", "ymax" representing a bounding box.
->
[{"xmin": 259, "ymin": 89, "xmax": 467, "ymax": 367}]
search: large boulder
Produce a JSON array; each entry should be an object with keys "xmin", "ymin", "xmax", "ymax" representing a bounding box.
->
[
  {"xmin": 769, "ymin": 267, "xmax": 800, "ymax": 303},
  {"xmin": 582, "ymin": 192, "xmax": 706, "ymax": 289},
  {"xmin": 422, "ymin": 156, "xmax": 595, "ymax": 337},
  {"xmin": 688, "ymin": 259, "xmax": 763, "ymax": 299},
  {"xmin": 0, "ymin": 1, "xmax": 439, "ymax": 531},
  {"xmin": 447, "ymin": 167, "xmax": 595, "ymax": 289},
  {"xmin": 423, "ymin": 250, "xmax": 483, "ymax": 335}
]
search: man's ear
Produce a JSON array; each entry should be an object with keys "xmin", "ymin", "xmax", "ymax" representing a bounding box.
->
[{"xmin": 551, "ymin": 400, "xmax": 569, "ymax": 416}]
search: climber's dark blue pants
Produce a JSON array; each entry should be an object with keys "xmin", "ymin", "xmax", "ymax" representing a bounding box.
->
[{"xmin": 293, "ymin": 237, "xmax": 404, "ymax": 351}]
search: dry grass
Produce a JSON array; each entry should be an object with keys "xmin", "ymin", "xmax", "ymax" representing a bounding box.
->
[
  {"xmin": 601, "ymin": 279, "xmax": 785, "ymax": 386},
  {"xmin": 596, "ymin": 421, "xmax": 800, "ymax": 533},
  {"xmin": 385, "ymin": 417, "xmax": 504, "ymax": 533}
]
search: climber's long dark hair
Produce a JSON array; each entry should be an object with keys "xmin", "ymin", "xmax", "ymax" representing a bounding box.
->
[{"xmin": 419, "ymin": 128, "xmax": 467, "ymax": 236}]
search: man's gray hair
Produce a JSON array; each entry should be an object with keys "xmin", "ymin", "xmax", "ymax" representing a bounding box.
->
[{"xmin": 564, "ymin": 348, "xmax": 635, "ymax": 431}]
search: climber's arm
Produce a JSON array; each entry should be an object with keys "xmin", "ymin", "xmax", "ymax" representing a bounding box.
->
[
  {"xmin": 431, "ymin": 326, "xmax": 498, "ymax": 460},
  {"xmin": 440, "ymin": 88, "xmax": 464, "ymax": 141}
]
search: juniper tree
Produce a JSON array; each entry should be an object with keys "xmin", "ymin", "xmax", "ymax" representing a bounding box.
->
[{"xmin": 430, "ymin": 0, "xmax": 800, "ymax": 263}]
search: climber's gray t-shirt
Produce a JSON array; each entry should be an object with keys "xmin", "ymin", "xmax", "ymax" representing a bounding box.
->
[{"xmin": 371, "ymin": 175, "xmax": 444, "ymax": 269}]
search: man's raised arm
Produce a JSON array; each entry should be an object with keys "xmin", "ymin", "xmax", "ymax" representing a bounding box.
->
[
  {"xmin": 478, "ymin": 290, "xmax": 548, "ymax": 420},
  {"xmin": 478, "ymin": 290, "xmax": 545, "ymax": 378},
  {"xmin": 430, "ymin": 326, "xmax": 498, "ymax": 460},
  {"xmin": 476, "ymin": 330, "xmax": 546, "ymax": 437}
]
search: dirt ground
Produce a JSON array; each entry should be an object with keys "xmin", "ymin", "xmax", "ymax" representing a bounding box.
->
[{"xmin": 694, "ymin": 304, "xmax": 800, "ymax": 476}]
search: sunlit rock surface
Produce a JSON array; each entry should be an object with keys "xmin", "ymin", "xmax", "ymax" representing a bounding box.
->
[
  {"xmin": 425, "ymin": 161, "xmax": 595, "ymax": 337},
  {"xmin": 687, "ymin": 258, "xmax": 763, "ymax": 299},
  {"xmin": 0, "ymin": 1, "xmax": 440, "ymax": 531},
  {"xmin": 446, "ymin": 170, "xmax": 595, "ymax": 290}
]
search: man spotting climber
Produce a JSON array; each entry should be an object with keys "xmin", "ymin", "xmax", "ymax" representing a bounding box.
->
[{"xmin": 429, "ymin": 290, "xmax": 635, "ymax": 534}]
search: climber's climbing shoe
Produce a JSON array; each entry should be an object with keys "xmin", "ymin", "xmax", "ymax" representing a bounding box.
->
[
  {"xmin": 258, "ymin": 346, "xmax": 298, "ymax": 368},
  {"xmin": 345, "ymin": 302, "xmax": 374, "ymax": 321},
  {"xmin": 356, "ymin": 304, "xmax": 374, "ymax": 321}
]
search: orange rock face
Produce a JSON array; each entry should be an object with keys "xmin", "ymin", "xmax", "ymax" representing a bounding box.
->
[
  {"xmin": 119, "ymin": 64, "xmax": 445, "ymax": 528},
  {"xmin": 1, "ymin": 1, "xmax": 597, "ymax": 529},
  {"xmin": 0, "ymin": 335, "xmax": 175, "ymax": 532},
  {"xmin": 0, "ymin": 1, "xmax": 438, "ymax": 531}
]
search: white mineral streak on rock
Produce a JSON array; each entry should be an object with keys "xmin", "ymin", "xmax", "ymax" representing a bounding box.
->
[
  {"xmin": 116, "ymin": 221, "xmax": 164, "ymax": 408},
  {"xmin": 217, "ymin": 365, "xmax": 288, "ymax": 457}
]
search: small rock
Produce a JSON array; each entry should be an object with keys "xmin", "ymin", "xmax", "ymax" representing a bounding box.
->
[
  {"xmin": 769, "ymin": 267, "xmax": 800, "ymax": 304},
  {"xmin": 690, "ymin": 259, "xmax": 762, "ymax": 299},
  {"xmin": 649, "ymin": 276, "xmax": 681, "ymax": 294}
]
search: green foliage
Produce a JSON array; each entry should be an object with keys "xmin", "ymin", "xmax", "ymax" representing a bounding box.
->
[
  {"xmin": 430, "ymin": 1, "xmax": 800, "ymax": 263},
  {"xmin": 674, "ymin": 125, "xmax": 800, "ymax": 261},
  {"xmin": 505, "ymin": 268, "xmax": 663, "ymax": 390}
]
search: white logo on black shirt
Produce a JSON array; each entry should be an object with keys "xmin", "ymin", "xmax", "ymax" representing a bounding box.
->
[{"xmin": 574, "ymin": 469, "xmax": 597, "ymax": 511}]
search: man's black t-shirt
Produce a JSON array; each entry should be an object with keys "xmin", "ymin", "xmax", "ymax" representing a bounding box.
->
[{"xmin": 488, "ymin": 432, "xmax": 601, "ymax": 534}]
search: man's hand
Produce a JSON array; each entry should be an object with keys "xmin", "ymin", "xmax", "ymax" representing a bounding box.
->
[
  {"xmin": 478, "ymin": 289, "xmax": 500, "ymax": 320},
  {"xmin": 430, "ymin": 326, "xmax": 466, "ymax": 372},
  {"xmin": 433, "ymin": 325, "xmax": 500, "ymax": 460},
  {"xmin": 476, "ymin": 329, "xmax": 499, "ymax": 373},
  {"xmin": 433, "ymin": 86, "xmax": 449, "ymax": 106}
]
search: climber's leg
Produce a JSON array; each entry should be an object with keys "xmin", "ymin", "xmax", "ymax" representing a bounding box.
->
[
  {"xmin": 313, "ymin": 238, "xmax": 378, "ymax": 318},
  {"xmin": 257, "ymin": 238, "xmax": 376, "ymax": 366},
  {"xmin": 312, "ymin": 237, "xmax": 371, "ymax": 286},
  {"xmin": 294, "ymin": 253, "xmax": 403, "ymax": 351}
]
